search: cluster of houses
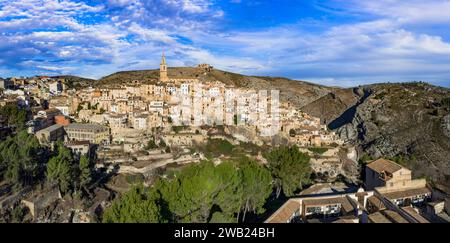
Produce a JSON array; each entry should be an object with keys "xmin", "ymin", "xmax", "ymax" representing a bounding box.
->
[
  {"xmin": 265, "ymin": 158, "xmax": 450, "ymax": 223},
  {"xmin": 1, "ymin": 53, "xmax": 342, "ymax": 154}
]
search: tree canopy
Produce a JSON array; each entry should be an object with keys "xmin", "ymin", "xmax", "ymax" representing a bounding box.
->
[
  {"xmin": 0, "ymin": 131, "xmax": 46, "ymax": 189},
  {"xmin": 264, "ymin": 146, "xmax": 312, "ymax": 197},
  {"xmin": 79, "ymin": 155, "xmax": 91, "ymax": 189},
  {"xmin": 0, "ymin": 104, "xmax": 27, "ymax": 129},
  {"xmin": 103, "ymin": 186, "xmax": 165, "ymax": 223},
  {"xmin": 103, "ymin": 158, "xmax": 273, "ymax": 223},
  {"xmin": 46, "ymin": 142, "xmax": 75, "ymax": 193}
]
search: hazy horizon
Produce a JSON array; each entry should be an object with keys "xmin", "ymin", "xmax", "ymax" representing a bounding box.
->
[{"xmin": 2, "ymin": 66, "xmax": 449, "ymax": 89}]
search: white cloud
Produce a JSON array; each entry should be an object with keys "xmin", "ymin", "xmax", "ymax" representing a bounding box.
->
[
  {"xmin": 1, "ymin": 0, "xmax": 450, "ymax": 88},
  {"xmin": 318, "ymin": 0, "xmax": 450, "ymax": 25}
]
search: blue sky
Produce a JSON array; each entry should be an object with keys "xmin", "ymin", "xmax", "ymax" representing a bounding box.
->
[{"xmin": 1, "ymin": 0, "xmax": 450, "ymax": 88}]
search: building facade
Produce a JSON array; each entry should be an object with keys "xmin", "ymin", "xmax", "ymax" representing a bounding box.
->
[
  {"xmin": 65, "ymin": 123, "xmax": 110, "ymax": 145},
  {"xmin": 35, "ymin": 124, "xmax": 65, "ymax": 145}
]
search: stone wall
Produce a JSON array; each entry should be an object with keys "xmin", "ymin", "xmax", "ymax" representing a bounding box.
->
[{"xmin": 376, "ymin": 179, "xmax": 427, "ymax": 194}]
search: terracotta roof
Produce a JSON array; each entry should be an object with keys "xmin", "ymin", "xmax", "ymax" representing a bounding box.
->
[
  {"xmin": 368, "ymin": 212, "xmax": 392, "ymax": 223},
  {"xmin": 265, "ymin": 200, "xmax": 300, "ymax": 223},
  {"xmin": 382, "ymin": 210, "xmax": 409, "ymax": 223},
  {"xmin": 366, "ymin": 158, "xmax": 403, "ymax": 174},
  {"xmin": 302, "ymin": 196, "xmax": 356, "ymax": 214},
  {"xmin": 402, "ymin": 206, "xmax": 430, "ymax": 223},
  {"xmin": 382, "ymin": 187, "xmax": 431, "ymax": 200},
  {"xmin": 367, "ymin": 195, "xmax": 387, "ymax": 210}
]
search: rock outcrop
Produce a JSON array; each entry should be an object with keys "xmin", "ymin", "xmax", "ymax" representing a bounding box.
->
[{"xmin": 329, "ymin": 83, "xmax": 450, "ymax": 191}]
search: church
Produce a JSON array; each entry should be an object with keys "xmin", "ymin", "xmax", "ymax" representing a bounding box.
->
[{"xmin": 158, "ymin": 52, "xmax": 199, "ymax": 85}]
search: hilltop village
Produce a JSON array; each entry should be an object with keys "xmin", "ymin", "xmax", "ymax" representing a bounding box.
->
[
  {"xmin": 0, "ymin": 54, "xmax": 448, "ymax": 223},
  {"xmin": 1, "ymin": 53, "xmax": 347, "ymax": 176}
]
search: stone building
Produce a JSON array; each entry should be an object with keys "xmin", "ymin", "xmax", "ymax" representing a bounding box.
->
[
  {"xmin": 365, "ymin": 158, "xmax": 414, "ymax": 191},
  {"xmin": 65, "ymin": 123, "xmax": 110, "ymax": 145},
  {"xmin": 35, "ymin": 124, "xmax": 65, "ymax": 145},
  {"xmin": 64, "ymin": 140, "xmax": 91, "ymax": 158}
]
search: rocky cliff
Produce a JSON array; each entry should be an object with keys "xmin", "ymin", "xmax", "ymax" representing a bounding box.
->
[{"xmin": 330, "ymin": 83, "xmax": 450, "ymax": 192}]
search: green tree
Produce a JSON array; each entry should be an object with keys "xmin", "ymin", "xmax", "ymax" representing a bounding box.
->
[
  {"xmin": 157, "ymin": 161, "xmax": 241, "ymax": 223},
  {"xmin": 237, "ymin": 158, "xmax": 273, "ymax": 222},
  {"xmin": 79, "ymin": 156, "xmax": 91, "ymax": 189},
  {"xmin": 146, "ymin": 138, "xmax": 158, "ymax": 150},
  {"xmin": 265, "ymin": 146, "xmax": 311, "ymax": 197},
  {"xmin": 103, "ymin": 186, "xmax": 165, "ymax": 223},
  {"xmin": 0, "ymin": 104, "xmax": 27, "ymax": 129},
  {"xmin": 209, "ymin": 212, "xmax": 235, "ymax": 223},
  {"xmin": 0, "ymin": 131, "xmax": 46, "ymax": 189},
  {"xmin": 46, "ymin": 143, "xmax": 74, "ymax": 193},
  {"xmin": 76, "ymin": 103, "xmax": 83, "ymax": 113},
  {"xmin": 102, "ymin": 159, "xmax": 274, "ymax": 223}
]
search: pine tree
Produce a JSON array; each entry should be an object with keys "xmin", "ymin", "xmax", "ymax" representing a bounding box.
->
[
  {"xmin": 265, "ymin": 146, "xmax": 312, "ymax": 197},
  {"xmin": 79, "ymin": 156, "xmax": 91, "ymax": 189},
  {"xmin": 46, "ymin": 143, "xmax": 74, "ymax": 194},
  {"xmin": 102, "ymin": 186, "xmax": 164, "ymax": 223}
]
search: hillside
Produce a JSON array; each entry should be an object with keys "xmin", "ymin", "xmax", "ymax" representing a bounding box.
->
[
  {"xmin": 327, "ymin": 83, "xmax": 450, "ymax": 192},
  {"xmin": 52, "ymin": 75, "xmax": 96, "ymax": 89}
]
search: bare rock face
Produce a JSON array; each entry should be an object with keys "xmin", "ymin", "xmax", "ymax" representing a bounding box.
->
[{"xmin": 328, "ymin": 83, "xmax": 450, "ymax": 190}]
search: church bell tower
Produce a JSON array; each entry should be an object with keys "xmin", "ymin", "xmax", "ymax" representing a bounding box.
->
[{"xmin": 160, "ymin": 52, "xmax": 169, "ymax": 83}]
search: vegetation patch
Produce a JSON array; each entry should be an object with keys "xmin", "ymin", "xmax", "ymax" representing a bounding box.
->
[
  {"xmin": 200, "ymin": 139, "xmax": 235, "ymax": 158},
  {"xmin": 103, "ymin": 158, "xmax": 273, "ymax": 223},
  {"xmin": 264, "ymin": 146, "xmax": 312, "ymax": 197},
  {"xmin": 0, "ymin": 104, "xmax": 27, "ymax": 129},
  {"xmin": 307, "ymin": 147, "xmax": 329, "ymax": 155},
  {"xmin": 172, "ymin": 126, "xmax": 188, "ymax": 134}
]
